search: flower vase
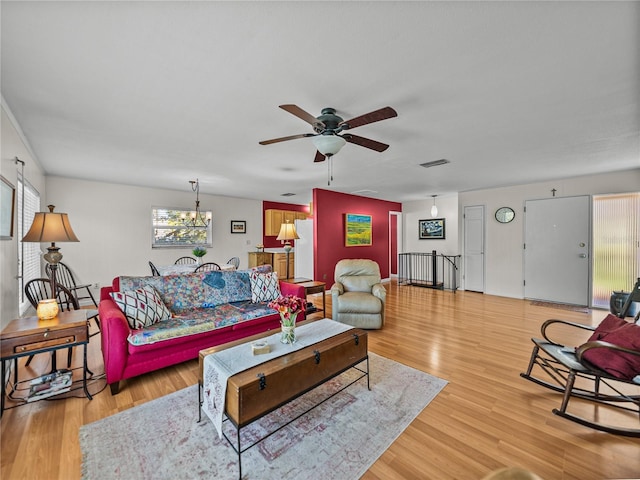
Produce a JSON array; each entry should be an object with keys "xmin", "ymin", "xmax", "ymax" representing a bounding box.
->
[
  {"xmin": 280, "ymin": 314, "xmax": 297, "ymax": 344},
  {"xmin": 197, "ymin": 257, "xmax": 203, "ymax": 265}
]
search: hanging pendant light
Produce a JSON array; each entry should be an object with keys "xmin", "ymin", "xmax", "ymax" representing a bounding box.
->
[
  {"xmin": 431, "ymin": 195, "xmax": 438, "ymax": 217},
  {"xmin": 183, "ymin": 179, "xmax": 211, "ymax": 227}
]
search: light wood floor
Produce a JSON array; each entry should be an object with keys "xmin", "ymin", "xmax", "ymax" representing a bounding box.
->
[{"xmin": 1, "ymin": 282, "xmax": 639, "ymax": 479}]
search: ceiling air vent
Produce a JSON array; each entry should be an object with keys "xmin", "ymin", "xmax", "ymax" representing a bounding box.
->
[
  {"xmin": 350, "ymin": 189, "xmax": 378, "ymax": 196},
  {"xmin": 420, "ymin": 159, "xmax": 450, "ymax": 168},
  {"xmin": 280, "ymin": 192, "xmax": 296, "ymax": 197}
]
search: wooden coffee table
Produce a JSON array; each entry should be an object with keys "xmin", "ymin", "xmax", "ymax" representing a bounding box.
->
[{"xmin": 198, "ymin": 322, "xmax": 369, "ymax": 479}]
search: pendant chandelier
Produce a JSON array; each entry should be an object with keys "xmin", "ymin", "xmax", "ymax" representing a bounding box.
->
[{"xmin": 184, "ymin": 179, "xmax": 211, "ymax": 227}]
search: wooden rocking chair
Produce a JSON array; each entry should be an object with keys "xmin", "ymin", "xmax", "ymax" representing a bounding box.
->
[{"xmin": 521, "ymin": 307, "xmax": 640, "ymax": 436}]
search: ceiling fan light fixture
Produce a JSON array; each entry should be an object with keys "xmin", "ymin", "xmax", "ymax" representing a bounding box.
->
[{"xmin": 312, "ymin": 135, "xmax": 346, "ymax": 156}]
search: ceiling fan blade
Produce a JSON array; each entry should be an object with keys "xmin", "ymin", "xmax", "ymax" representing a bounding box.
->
[
  {"xmin": 339, "ymin": 106, "xmax": 398, "ymax": 130},
  {"xmin": 279, "ymin": 105, "xmax": 325, "ymax": 129},
  {"xmin": 259, "ymin": 133, "xmax": 315, "ymax": 145},
  {"xmin": 314, "ymin": 150, "xmax": 325, "ymax": 163},
  {"xmin": 343, "ymin": 133, "xmax": 389, "ymax": 152}
]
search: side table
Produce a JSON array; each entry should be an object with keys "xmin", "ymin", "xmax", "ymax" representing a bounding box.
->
[
  {"xmin": 1, "ymin": 310, "xmax": 92, "ymax": 416},
  {"xmin": 299, "ymin": 281, "xmax": 326, "ymax": 316}
]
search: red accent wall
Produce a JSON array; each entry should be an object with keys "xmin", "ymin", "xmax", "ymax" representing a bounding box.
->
[
  {"xmin": 262, "ymin": 201, "xmax": 310, "ymax": 249},
  {"xmin": 313, "ymin": 189, "xmax": 402, "ymax": 282}
]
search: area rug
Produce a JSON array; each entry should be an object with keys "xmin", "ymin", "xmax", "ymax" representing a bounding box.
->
[
  {"xmin": 530, "ymin": 300, "xmax": 591, "ymax": 313},
  {"xmin": 80, "ymin": 353, "xmax": 447, "ymax": 480}
]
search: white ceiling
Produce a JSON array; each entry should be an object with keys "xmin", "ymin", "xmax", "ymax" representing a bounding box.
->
[{"xmin": 2, "ymin": 1, "xmax": 638, "ymax": 205}]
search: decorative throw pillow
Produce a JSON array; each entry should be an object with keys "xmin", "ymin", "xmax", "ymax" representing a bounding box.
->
[
  {"xmin": 249, "ymin": 271, "xmax": 281, "ymax": 303},
  {"xmin": 110, "ymin": 286, "xmax": 172, "ymax": 329},
  {"xmin": 580, "ymin": 314, "xmax": 640, "ymax": 380}
]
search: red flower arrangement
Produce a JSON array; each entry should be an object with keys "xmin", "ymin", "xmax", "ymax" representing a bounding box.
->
[{"xmin": 268, "ymin": 295, "xmax": 306, "ymax": 326}]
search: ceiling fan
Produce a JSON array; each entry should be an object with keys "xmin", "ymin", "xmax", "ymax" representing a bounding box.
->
[{"xmin": 259, "ymin": 105, "xmax": 398, "ymax": 163}]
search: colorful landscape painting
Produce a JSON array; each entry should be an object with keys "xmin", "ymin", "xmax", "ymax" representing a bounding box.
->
[{"xmin": 345, "ymin": 213, "xmax": 372, "ymax": 246}]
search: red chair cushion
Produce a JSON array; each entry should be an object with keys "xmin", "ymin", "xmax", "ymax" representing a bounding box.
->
[{"xmin": 581, "ymin": 314, "xmax": 640, "ymax": 380}]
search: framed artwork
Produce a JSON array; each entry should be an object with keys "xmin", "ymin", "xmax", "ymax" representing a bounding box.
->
[
  {"xmin": 419, "ymin": 218, "xmax": 445, "ymax": 240},
  {"xmin": 345, "ymin": 213, "xmax": 372, "ymax": 246},
  {"xmin": 1, "ymin": 175, "xmax": 15, "ymax": 240},
  {"xmin": 230, "ymin": 220, "xmax": 246, "ymax": 234}
]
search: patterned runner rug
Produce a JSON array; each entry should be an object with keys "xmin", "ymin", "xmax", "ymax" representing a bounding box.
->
[{"xmin": 80, "ymin": 353, "xmax": 447, "ymax": 480}]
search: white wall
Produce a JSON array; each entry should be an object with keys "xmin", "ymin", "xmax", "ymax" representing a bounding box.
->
[
  {"xmin": 1, "ymin": 101, "xmax": 47, "ymax": 329},
  {"xmin": 458, "ymin": 169, "xmax": 640, "ymax": 299},
  {"xmin": 45, "ymin": 177, "xmax": 264, "ymax": 297},
  {"xmin": 402, "ymin": 194, "xmax": 459, "ymax": 255}
]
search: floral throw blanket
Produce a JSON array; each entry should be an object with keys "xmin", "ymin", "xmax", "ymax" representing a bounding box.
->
[
  {"xmin": 127, "ymin": 301, "xmax": 276, "ymax": 346},
  {"xmin": 118, "ymin": 271, "xmax": 276, "ymax": 346}
]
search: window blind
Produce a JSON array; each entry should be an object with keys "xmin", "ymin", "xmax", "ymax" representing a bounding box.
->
[
  {"xmin": 592, "ymin": 192, "xmax": 640, "ymax": 308},
  {"xmin": 17, "ymin": 175, "xmax": 41, "ymax": 314}
]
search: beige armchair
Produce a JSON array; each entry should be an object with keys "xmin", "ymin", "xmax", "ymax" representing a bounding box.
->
[{"xmin": 330, "ymin": 259, "xmax": 386, "ymax": 329}]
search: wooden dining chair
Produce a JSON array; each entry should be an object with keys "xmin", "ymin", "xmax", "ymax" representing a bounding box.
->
[
  {"xmin": 195, "ymin": 262, "xmax": 221, "ymax": 272},
  {"xmin": 175, "ymin": 256, "xmax": 197, "ymax": 265},
  {"xmin": 45, "ymin": 262, "xmax": 98, "ymax": 308},
  {"xmin": 149, "ymin": 261, "xmax": 160, "ymax": 276},
  {"xmin": 24, "ymin": 279, "xmax": 79, "ymax": 369}
]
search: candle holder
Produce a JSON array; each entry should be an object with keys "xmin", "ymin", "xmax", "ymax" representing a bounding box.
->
[{"xmin": 37, "ymin": 299, "xmax": 59, "ymax": 320}]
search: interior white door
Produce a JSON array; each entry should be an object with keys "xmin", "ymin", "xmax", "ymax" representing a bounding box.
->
[
  {"xmin": 524, "ymin": 196, "xmax": 590, "ymax": 306},
  {"xmin": 464, "ymin": 205, "xmax": 485, "ymax": 292}
]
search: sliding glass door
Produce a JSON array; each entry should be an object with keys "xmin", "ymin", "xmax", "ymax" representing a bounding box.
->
[{"xmin": 592, "ymin": 192, "xmax": 640, "ymax": 308}]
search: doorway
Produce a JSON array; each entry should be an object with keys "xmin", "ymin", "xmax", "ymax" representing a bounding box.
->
[
  {"xmin": 389, "ymin": 212, "xmax": 402, "ymax": 278},
  {"xmin": 524, "ymin": 196, "xmax": 590, "ymax": 306},
  {"xmin": 464, "ymin": 205, "xmax": 485, "ymax": 292}
]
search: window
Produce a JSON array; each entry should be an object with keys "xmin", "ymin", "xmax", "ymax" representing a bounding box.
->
[
  {"xmin": 152, "ymin": 207, "xmax": 212, "ymax": 248},
  {"xmin": 17, "ymin": 175, "xmax": 41, "ymax": 314}
]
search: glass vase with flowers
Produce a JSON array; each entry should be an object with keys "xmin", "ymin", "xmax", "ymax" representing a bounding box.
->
[{"xmin": 268, "ymin": 295, "xmax": 306, "ymax": 344}]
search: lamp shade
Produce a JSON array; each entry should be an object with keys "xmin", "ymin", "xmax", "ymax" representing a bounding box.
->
[
  {"xmin": 312, "ymin": 135, "xmax": 347, "ymax": 156},
  {"xmin": 276, "ymin": 222, "xmax": 300, "ymax": 241},
  {"xmin": 22, "ymin": 205, "xmax": 80, "ymax": 243}
]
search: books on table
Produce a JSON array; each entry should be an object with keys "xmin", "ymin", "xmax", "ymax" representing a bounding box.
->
[{"xmin": 27, "ymin": 369, "xmax": 73, "ymax": 402}]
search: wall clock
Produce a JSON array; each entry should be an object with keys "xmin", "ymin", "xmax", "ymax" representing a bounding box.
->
[{"xmin": 495, "ymin": 207, "xmax": 515, "ymax": 223}]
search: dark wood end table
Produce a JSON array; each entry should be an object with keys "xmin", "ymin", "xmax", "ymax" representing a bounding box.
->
[
  {"xmin": 1, "ymin": 310, "xmax": 92, "ymax": 416},
  {"xmin": 298, "ymin": 281, "xmax": 327, "ymax": 316}
]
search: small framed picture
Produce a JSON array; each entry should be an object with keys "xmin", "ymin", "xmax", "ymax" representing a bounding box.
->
[
  {"xmin": 1, "ymin": 175, "xmax": 15, "ymax": 240},
  {"xmin": 419, "ymin": 218, "xmax": 445, "ymax": 240},
  {"xmin": 230, "ymin": 220, "xmax": 246, "ymax": 234}
]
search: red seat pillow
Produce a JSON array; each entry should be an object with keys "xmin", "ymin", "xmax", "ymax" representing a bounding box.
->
[{"xmin": 580, "ymin": 314, "xmax": 640, "ymax": 380}]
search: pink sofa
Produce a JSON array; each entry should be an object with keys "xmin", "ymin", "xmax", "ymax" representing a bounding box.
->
[{"xmin": 98, "ymin": 270, "xmax": 305, "ymax": 394}]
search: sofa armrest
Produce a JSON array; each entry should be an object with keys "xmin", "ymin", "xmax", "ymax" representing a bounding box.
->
[
  {"xmin": 100, "ymin": 285, "xmax": 114, "ymax": 301},
  {"xmin": 98, "ymin": 293, "xmax": 132, "ymax": 383},
  {"xmin": 279, "ymin": 281, "xmax": 305, "ymax": 298},
  {"xmin": 279, "ymin": 281, "xmax": 307, "ymax": 320}
]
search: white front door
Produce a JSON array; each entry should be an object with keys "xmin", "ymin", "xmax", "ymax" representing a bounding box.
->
[
  {"xmin": 524, "ymin": 196, "xmax": 590, "ymax": 306},
  {"xmin": 464, "ymin": 205, "xmax": 485, "ymax": 292}
]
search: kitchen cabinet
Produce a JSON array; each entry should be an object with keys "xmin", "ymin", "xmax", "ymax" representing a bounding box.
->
[
  {"xmin": 248, "ymin": 252, "xmax": 274, "ymax": 269},
  {"xmin": 265, "ymin": 209, "xmax": 308, "ymax": 236},
  {"xmin": 274, "ymin": 252, "xmax": 294, "ymax": 279}
]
